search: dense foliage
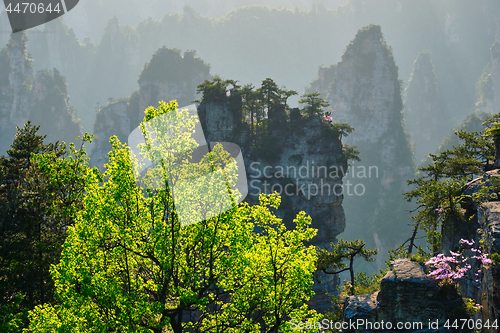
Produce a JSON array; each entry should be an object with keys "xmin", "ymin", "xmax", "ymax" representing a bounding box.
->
[
  {"xmin": 25, "ymin": 101, "xmax": 321, "ymax": 332},
  {"xmin": 404, "ymin": 113, "xmax": 500, "ymax": 253},
  {"xmin": 0, "ymin": 123, "xmax": 89, "ymax": 331}
]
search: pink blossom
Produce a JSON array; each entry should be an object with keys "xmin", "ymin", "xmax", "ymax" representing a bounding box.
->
[
  {"xmin": 459, "ymin": 239, "xmax": 475, "ymax": 246},
  {"xmin": 425, "ymin": 239, "xmax": 491, "ymax": 284}
]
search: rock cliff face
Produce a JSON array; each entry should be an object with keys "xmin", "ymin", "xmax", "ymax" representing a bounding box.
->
[
  {"xmin": 198, "ymin": 100, "xmax": 346, "ymax": 249},
  {"xmin": 197, "ymin": 97, "xmax": 347, "ymax": 311},
  {"xmin": 90, "ymin": 93, "xmax": 139, "ymax": 168},
  {"xmin": 477, "ymin": 202, "xmax": 500, "ymax": 328},
  {"xmin": 443, "ymin": 170, "xmax": 500, "ymax": 330},
  {"xmin": 309, "ymin": 25, "xmax": 415, "ymax": 265},
  {"xmin": 25, "ymin": 19, "xmax": 96, "ymax": 133},
  {"xmin": 476, "ymin": 20, "xmax": 500, "ymax": 115},
  {"xmin": 343, "ymin": 259, "xmax": 467, "ymax": 333},
  {"xmin": 137, "ymin": 48, "xmax": 209, "ymax": 126},
  {"xmin": 0, "ymin": 33, "xmax": 81, "ymax": 154},
  {"xmin": 0, "ymin": 34, "xmax": 32, "ymax": 150},
  {"xmin": 404, "ymin": 52, "xmax": 444, "ymax": 164},
  {"xmin": 89, "ymin": 47, "xmax": 209, "ymax": 168}
]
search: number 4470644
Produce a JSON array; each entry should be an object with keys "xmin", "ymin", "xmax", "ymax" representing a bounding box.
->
[
  {"xmin": 6, "ymin": 2, "xmax": 61, "ymax": 14},
  {"xmin": 444, "ymin": 319, "xmax": 498, "ymax": 330}
]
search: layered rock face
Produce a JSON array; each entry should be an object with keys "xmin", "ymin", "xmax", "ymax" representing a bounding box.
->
[
  {"xmin": 443, "ymin": 170, "xmax": 500, "ymax": 331},
  {"xmin": 0, "ymin": 33, "xmax": 81, "ymax": 154},
  {"xmin": 198, "ymin": 99, "xmax": 346, "ymax": 248},
  {"xmin": 476, "ymin": 20, "xmax": 500, "ymax": 115},
  {"xmin": 477, "ymin": 202, "xmax": 500, "ymax": 328},
  {"xmin": 343, "ymin": 259, "xmax": 467, "ymax": 333},
  {"xmin": 90, "ymin": 93, "xmax": 139, "ymax": 168},
  {"xmin": 310, "ymin": 25, "xmax": 415, "ymax": 265},
  {"xmin": 137, "ymin": 48, "xmax": 209, "ymax": 125},
  {"xmin": 404, "ymin": 52, "xmax": 444, "ymax": 164},
  {"xmin": 198, "ymin": 97, "xmax": 347, "ymax": 311},
  {"xmin": 0, "ymin": 34, "xmax": 32, "ymax": 151}
]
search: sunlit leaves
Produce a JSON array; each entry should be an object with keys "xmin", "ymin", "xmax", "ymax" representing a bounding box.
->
[{"xmin": 27, "ymin": 102, "xmax": 320, "ymax": 332}]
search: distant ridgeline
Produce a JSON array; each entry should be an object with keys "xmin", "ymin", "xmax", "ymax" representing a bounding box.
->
[
  {"xmin": 0, "ymin": 32, "xmax": 81, "ymax": 155},
  {"xmin": 308, "ymin": 25, "xmax": 416, "ymax": 266},
  {"xmin": 8, "ymin": 1, "xmax": 499, "ymax": 138}
]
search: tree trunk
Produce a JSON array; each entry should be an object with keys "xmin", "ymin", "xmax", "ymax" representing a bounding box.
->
[{"xmin": 494, "ymin": 136, "xmax": 500, "ymax": 168}]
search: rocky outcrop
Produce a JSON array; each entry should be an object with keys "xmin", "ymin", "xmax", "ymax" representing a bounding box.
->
[
  {"xmin": 89, "ymin": 47, "xmax": 210, "ymax": 168},
  {"xmin": 404, "ymin": 52, "xmax": 444, "ymax": 164},
  {"xmin": 343, "ymin": 259, "xmax": 468, "ymax": 333},
  {"xmin": 309, "ymin": 25, "xmax": 415, "ymax": 265},
  {"xmin": 432, "ymin": 113, "xmax": 490, "ymax": 159},
  {"xmin": 0, "ymin": 33, "xmax": 81, "ymax": 154},
  {"xmin": 198, "ymin": 97, "xmax": 347, "ymax": 312},
  {"xmin": 30, "ymin": 68, "xmax": 82, "ymax": 144},
  {"xmin": 444, "ymin": 170, "xmax": 500, "ymax": 331},
  {"xmin": 476, "ymin": 19, "xmax": 500, "ymax": 115},
  {"xmin": 89, "ymin": 93, "xmax": 138, "ymax": 168},
  {"xmin": 0, "ymin": 33, "xmax": 33, "ymax": 150},
  {"xmin": 137, "ymin": 48, "xmax": 209, "ymax": 125},
  {"xmin": 477, "ymin": 202, "xmax": 500, "ymax": 328}
]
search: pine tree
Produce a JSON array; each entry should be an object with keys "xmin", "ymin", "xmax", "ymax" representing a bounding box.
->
[{"xmin": 0, "ymin": 122, "xmax": 88, "ymax": 329}]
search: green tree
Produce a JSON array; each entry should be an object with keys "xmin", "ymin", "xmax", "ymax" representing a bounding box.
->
[
  {"xmin": 195, "ymin": 77, "xmax": 233, "ymax": 103},
  {"xmin": 404, "ymin": 116, "xmax": 496, "ymax": 253},
  {"xmin": 0, "ymin": 122, "xmax": 89, "ymax": 331},
  {"xmin": 483, "ymin": 112, "xmax": 500, "ymax": 168},
  {"xmin": 27, "ymin": 101, "xmax": 320, "ymax": 333},
  {"xmin": 316, "ymin": 239, "xmax": 377, "ymax": 295},
  {"xmin": 258, "ymin": 78, "xmax": 280, "ymax": 122},
  {"xmin": 299, "ymin": 92, "xmax": 330, "ymax": 118},
  {"xmin": 240, "ymin": 83, "xmax": 261, "ymax": 134}
]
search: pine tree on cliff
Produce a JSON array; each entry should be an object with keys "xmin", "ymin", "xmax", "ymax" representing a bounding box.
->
[
  {"xmin": 404, "ymin": 51, "xmax": 443, "ymax": 164},
  {"xmin": 257, "ymin": 78, "xmax": 297, "ymax": 125}
]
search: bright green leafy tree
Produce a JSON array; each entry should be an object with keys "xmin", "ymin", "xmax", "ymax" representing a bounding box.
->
[{"xmin": 27, "ymin": 101, "xmax": 320, "ymax": 333}]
